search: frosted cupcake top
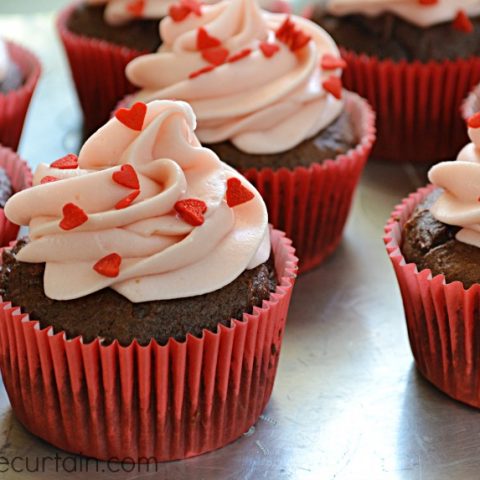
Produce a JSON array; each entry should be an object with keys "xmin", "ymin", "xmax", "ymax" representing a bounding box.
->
[
  {"xmin": 126, "ymin": 0, "xmax": 345, "ymax": 154},
  {"xmin": 4, "ymin": 100, "xmax": 270, "ymax": 302},
  {"xmin": 0, "ymin": 40, "xmax": 9, "ymax": 84},
  {"xmin": 429, "ymin": 113, "xmax": 480, "ymax": 249},
  {"xmin": 327, "ymin": 0, "xmax": 480, "ymax": 28}
]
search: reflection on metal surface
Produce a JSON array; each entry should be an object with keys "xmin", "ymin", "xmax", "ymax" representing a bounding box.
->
[{"xmin": 0, "ymin": 8, "xmax": 479, "ymax": 480}]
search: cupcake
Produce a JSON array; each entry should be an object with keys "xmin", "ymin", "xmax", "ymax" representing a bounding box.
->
[
  {"xmin": 0, "ymin": 100, "xmax": 297, "ymax": 460},
  {"xmin": 121, "ymin": 0, "xmax": 375, "ymax": 272},
  {"xmin": 315, "ymin": 0, "xmax": 480, "ymax": 163},
  {"xmin": 57, "ymin": 0, "xmax": 165, "ymax": 136},
  {"xmin": 385, "ymin": 117, "xmax": 480, "ymax": 407},
  {"xmin": 0, "ymin": 39, "xmax": 41, "ymax": 151}
]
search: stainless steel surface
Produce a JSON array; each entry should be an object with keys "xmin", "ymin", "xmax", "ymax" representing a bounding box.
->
[{"xmin": 0, "ymin": 8, "xmax": 479, "ymax": 480}]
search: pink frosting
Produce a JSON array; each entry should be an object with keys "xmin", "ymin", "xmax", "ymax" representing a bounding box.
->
[
  {"xmin": 327, "ymin": 0, "xmax": 480, "ymax": 28},
  {"xmin": 126, "ymin": 0, "xmax": 344, "ymax": 154},
  {"xmin": 429, "ymin": 120, "xmax": 480, "ymax": 249},
  {"xmin": 4, "ymin": 100, "xmax": 270, "ymax": 302}
]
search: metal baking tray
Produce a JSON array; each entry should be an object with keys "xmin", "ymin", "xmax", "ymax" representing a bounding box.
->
[{"xmin": 0, "ymin": 5, "xmax": 477, "ymax": 480}]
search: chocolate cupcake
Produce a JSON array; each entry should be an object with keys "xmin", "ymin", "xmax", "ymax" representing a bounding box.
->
[
  {"xmin": 385, "ymin": 116, "xmax": 480, "ymax": 408},
  {"xmin": 122, "ymin": 0, "xmax": 375, "ymax": 271},
  {"xmin": 313, "ymin": 0, "xmax": 480, "ymax": 163},
  {"xmin": 0, "ymin": 100, "xmax": 297, "ymax": 461}
]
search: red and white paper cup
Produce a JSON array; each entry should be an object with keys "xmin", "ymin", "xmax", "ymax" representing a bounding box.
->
[
  {"xmin": 0, "ymin": 147, "xmax": 32, "ymax": 246},
  {"xmin": 57, "ymin": 3, "xmax": 148, "ymax": 137},
  {"xmin": 0, "ymin": 228, "xmax": 297, "ymax": 461},
  {"xmin": 342, "ymin": 50, "xmax": 480, "ymax": 163},
  {"xmin": 0, "ymin": 41, "xmax": 41, "ymax": 151},
  {"xmin": 385, "ymin": 185, "xmax": 480, "ymax": 408}
]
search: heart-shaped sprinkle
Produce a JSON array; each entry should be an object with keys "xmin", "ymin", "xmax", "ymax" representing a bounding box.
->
[
  {"xmin": 51, "ymin": 153, "xmax": 78, "ymax": 169},
  {"xmin": 189, "ymin": 65, "xmax": 216, "ymax": 79},
  {"xmin": 115, "ymin": 102, "xmax": 147, "ymax": 131},
  {"xmin": 291, "ymin": 30, "xmax": 311, "ymax": 51},
  {"xmin": 321, "ymin": 54, "xmax": 347, "ymax": 70},
  {"xmin": 260, "ymin": 42, "xmax": 280, "ymax": 58},
  {"xmin": 226, "ymin": 178, "xmax": 255, "ymax": 208},
  {"xmin": 175, "ymin": 198, "xmax": 207, "ymax": 226},
  {"xmin": 453, "ymin": 9, "xmax": 473, "ymax": 33},
  {"xmin": 276, "ymin": 17, "xmax": 295, "ymax": 43},
  {"xmin": 202, "ymin": 47, "xmax": 229, "ymax": 65},
  {"xmin": 93, "ymin": 253, "xmax": 122, "ymax": 278},
  {"xmin": 112, "ymin": 164, "xmax": 140, "ymax": 190},
  {"xmin": 322, "ymin": 75, "xmax": 342, "ymax": 99},
  {"xmin": 169, "ymin": 3, "xmax": 190, "ymax": 21},
  {"xmin": 60, "ymin": 203, "xmax": 88, "ymax": 231},
  {"xmin": 468, "ymin": 113, "xmax": 480, "ymax": 128},
  {"xmin": 40, "ymin": 176, "xmax": 59, "ymax": 184},
  {"xmin": 126, "ymin": 0, "xmax": 145, "ymax": 16},
  {"xmin": 183, "ymin": 0, "xmax": 202, "ymax": 16},
  {"xmin": 115, "ymin": 190, "xmax": 140, "ymax": 209},
  {"xmin": 276, "ymin": 17, "xmax": 311, "ymax": 52},
  {"xmin": 228, "ymin": 48, "xmax": 252, "ymax": 63},
  {"xmin": 197, "ymin": 27, "xmax": 221, "ymax": 50}
]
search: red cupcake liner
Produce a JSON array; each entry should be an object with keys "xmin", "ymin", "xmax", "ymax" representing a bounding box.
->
[
  {"xmin": 385, "ymin": 185, "xmax": 480, "ymax": 408},
  {"xmin": 461, "ymin": 82, "xmax": 480, "ymax": 121},
  {"xmin": 341, "ymin": 49, "xmax": 480, "ymax": 163},
  {"xmin": 114, "ymin": 92, "xmax": 374, "ymax": 273},
  {"xmin": 0, "ymin": 147, "xmax": 32, "ymax": 247},
  {"xmin": 0, "ymin": 228, "xmax": 298, "ymax": 461},
  {"xmin": 0, "ymin": 41, "xmax": 41, "ymax": 151},
  {"xmin": 57, "ymin": 3, "xmax": 149, "ymax": 137}
]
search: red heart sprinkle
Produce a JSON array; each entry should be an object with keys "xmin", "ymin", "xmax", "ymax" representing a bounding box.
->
[
  {"xmin": 189, "ymin": 65, "xmax": 216, "ymax": 79},
  {"xmin": 169, "ymin": 3, "xmax": 190, "ymax": 21},
  {"xmin": 197, "ymin": 27, "xmax": 221, "ymax": 50},
  {"xmin": 322, "ymin": 75, "xmax": 342, "ymax": 100},
  {"xmin": 260, "ymin": 42, "xmax": 280, "ymax": 58},
  {"xmin": 321, "ymin": 53, "xmax": 347, "ymax": 70},
  {"xmin": 226, "ymin": 178, "xmax": 255, "ymax": 208},
  {"xmin": 112, "ymin": 164, "xmax": 140, "ymax": 190},
  {"xmin": 183, "ymin": 0, "xmax": 202, "ymax": 16},
  {"xmin": 453, "ymin": 9, "xmax": 473, "ymax": 33},
  {"xmin": 291, "ymin": 30, "xmax": 311, "ymax": 51},
  {"xmin": 51, "ymin": 154, "xmax": 78, "ymax": 170},
  {"xmin": 126, "ymin": 0, "xmax": 145, "ymax": 16},
  {"xmin": 468, "ymin": 112, "xmax": 480, "ymax": 128},
  {"xmin": 228, "ymin": 48, "xmax": 252, "ymax": 63},
  {"xmin": 202, "ymin": 47, "xmax": 229, "ymax": 65},
  {"xmin": 40, "ymin": 176, "xmax": 59, "ymax": 184},
  {"xmin": 115, "ymin": 190, "xmax": 140, "ymax": 209},
  {"xmin": 276, "ymin": 17, "xmax": 295, "ymax": 43},
  {"xmin": 175, "ymin": 198, "xmax": 207, "ymax": 226},
  {"xmin": 115, "ymin": 102, "xmax": 147, "ymax": 131},
  {"xmin": 59, "ymin": 203, "xmax": 88, "ymax": 231},
  {"xmin": 93, "ymin": 253, "xmax": 122, "ymax": 278}
]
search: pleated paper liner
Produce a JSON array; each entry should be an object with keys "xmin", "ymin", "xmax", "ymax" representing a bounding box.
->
[
  {"xmin": 384, "ymin": 185, "xmax": 480, "ymax": 408},
  {"xmin": 0, "ymin": 147, "xmax": 32, "ymax": 247},
  {"xmin": 0, "ymin": 41, "xmax": 41, "ymax": 151},
  {"xmin": 0, "ymin": 228, "xmax": 298, "ymax": 462},
  {"xmin": 341, "ymin": 49, "xmax": 480, "ymax": 163},
  {"xmin": 56, "ymin": 4, "xmax": 149, "ymax": 138},
  {"xmin": 461, "ymin": 82, "xmax": 480, "ymax": 121}
]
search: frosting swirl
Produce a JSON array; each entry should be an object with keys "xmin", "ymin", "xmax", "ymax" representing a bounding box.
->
[
  {"xmin": 4, "ymin": 100, "xmax": 270, "ymax": 302},
  {"xmin": 126, "ymin": 0, "xmax": 344, "ymax": 154},
  {"xmin": 326, "ymin": 0, "xmax": 480, "ymax": 28},
  {"xmin": 429, "ymin": 115, "xmax": 480, "ymax": 249}
]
